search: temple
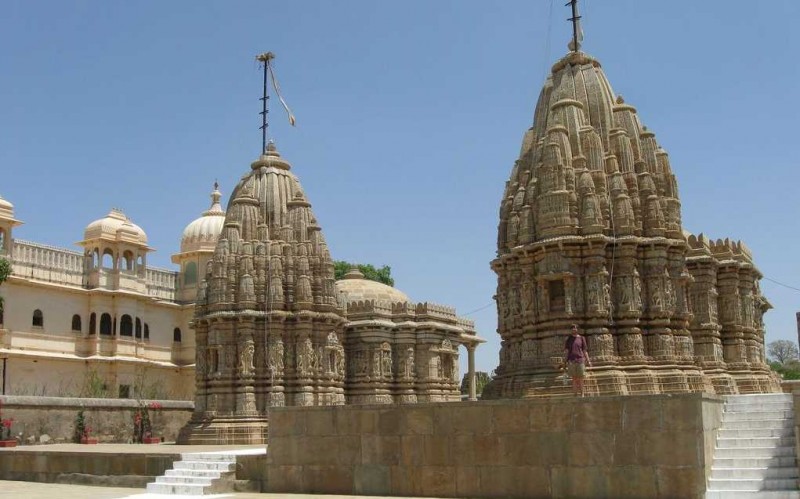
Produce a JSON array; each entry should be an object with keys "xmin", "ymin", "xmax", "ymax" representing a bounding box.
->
[{"xmin": 484, "ymin": 44, "xmax": 779, "ymax": 398}]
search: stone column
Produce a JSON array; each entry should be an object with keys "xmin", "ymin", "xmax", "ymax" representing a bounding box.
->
[{"xmin": 467, "ymin": 344, "xmax": 477, "ymax": 401}]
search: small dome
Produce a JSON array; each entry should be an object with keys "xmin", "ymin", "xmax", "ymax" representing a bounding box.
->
[
  {"xmin": 0, "ymin": 194, "xmax": 16, "ymax": 221},
  {"xmin": 335, "ymin": 268, "xmax": 410, "ymax": 304},
  {"xmin": 84, "ymin": 208, "xmax": 147, "ymax": 245},
  {"xmin": 181, "ymin": 184, "xmax": 226, "ymax": 253}
]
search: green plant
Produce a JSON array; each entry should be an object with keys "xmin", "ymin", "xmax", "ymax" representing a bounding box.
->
[
  {"xmin": 0, "ymin": 257, "xmax": 10, "ymax": 316},
  {"xmin": 73, "ymin": 409, "xmax": 86, "ymax": 443},
  {"xmin": 333, "ymin": 261, "xmax": 394, "ymax": 286}
]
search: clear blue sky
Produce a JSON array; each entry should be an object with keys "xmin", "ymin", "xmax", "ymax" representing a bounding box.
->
[{"xmin": 2, "ymin": 1, "xmax": 799, "ymax": 374}]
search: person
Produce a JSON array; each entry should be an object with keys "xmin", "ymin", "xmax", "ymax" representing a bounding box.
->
[{"xmin": 564, "ymin": 324, "xmax": 591, "ymax": 397}]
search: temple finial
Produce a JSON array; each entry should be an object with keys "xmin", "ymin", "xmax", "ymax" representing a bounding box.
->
[
  {"xmin": 566, "ymin": 0, "xmax": 583, "ymax": 52},
  {"xmin": 256, "ymin": 52, "xmax": 275, "ymax": 156}
]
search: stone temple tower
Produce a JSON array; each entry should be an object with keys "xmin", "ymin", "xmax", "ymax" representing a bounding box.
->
[
  {"xmin": 177, "ymin": 142, "xmax": 347, "ymax": 444},
  {"xmin": 484, "ymin": 44, "xmax": 778, "ymax": 398}
]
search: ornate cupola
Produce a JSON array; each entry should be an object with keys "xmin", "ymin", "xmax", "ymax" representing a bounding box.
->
[
  {"xmin": 178, "ymin": 54, "xmax": 346, "ymax": 445},
  {"xmin": 486, "ymin": 2, "xmax": 777, "ymax": 399},
  {"xmin": 172, "ymin": 183, "xmax": 226, "ymax": 303}
]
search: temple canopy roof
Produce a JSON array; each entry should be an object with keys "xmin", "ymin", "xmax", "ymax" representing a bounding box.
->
[
  {"xmin": 180, "ymin": 184, "xmax": 226, "ymax": 254},
  {"xmin": 334, "ymin": 267, "xmax": 410, "ymax": 305},
  {"xmin": 83, "ymin": 208, "xmax": 148, "ymax": 246}
]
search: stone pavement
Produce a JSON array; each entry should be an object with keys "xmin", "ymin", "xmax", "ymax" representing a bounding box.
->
[{"xmin": 0, "ymin": 481, "xmax": 447, "ymax": 499}]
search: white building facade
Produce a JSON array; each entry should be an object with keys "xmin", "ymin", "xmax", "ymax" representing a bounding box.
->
[{"xmin": 0, "ymin": 188, "xmax": 225, "ymax": 400}]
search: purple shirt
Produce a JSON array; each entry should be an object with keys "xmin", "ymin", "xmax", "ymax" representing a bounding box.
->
[{"xmin": 565, "ymin": 334, "xmax": 588, "ymax": 363}]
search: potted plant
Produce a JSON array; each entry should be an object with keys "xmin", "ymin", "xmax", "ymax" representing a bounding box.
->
[
  {"xmin": 0, "ymin": 417, "xmax": 15, "ymax": 447},
  {"xmin": 74, "ymin": 410, "xmax": 97, "ymax": 444},
  {"xmin": 80, "ymin": 425, "xmax": 97, "ymax": 445},
  {"xmin": 143, "ymin": 402, "xmax": 162, "ymax": 444}
]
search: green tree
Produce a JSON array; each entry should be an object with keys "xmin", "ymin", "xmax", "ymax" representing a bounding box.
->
[
  {"xmin": 334, "ymin": 261, "xmax": 394, "ymax": 287},
  {"xmin": 769, "ymin": 360, "xmax": 800, "ymax": 380},
  {"xmin": 0, "ymin": 257, "xmax": 10, "ymax": 315},
  {"xmin": 460, "ymin": 371, "xmax": 492, "ymax": 397}
]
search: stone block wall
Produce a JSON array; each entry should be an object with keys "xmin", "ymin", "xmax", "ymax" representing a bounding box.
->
[
  {"xmin": 266, "ymin": 394, "xmax": 724, "ymax": 499},
  {"xmin": 0, "ymin": 395, "xmax": 193, "ymax": 443}
]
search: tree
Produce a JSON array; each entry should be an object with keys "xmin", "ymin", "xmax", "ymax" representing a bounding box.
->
[
  {"xmin": 767, "ymin": 340, "xmax": 799, "ymax": 365},
  {"xmin": 0, "ymin": 257, "xmax": 10, "ymax": 316},
  {"xmin": 460, "ymin": 371, "xmax": 492, "ymax": 397},
  {"xmin": 334, "ymin": 260, "xmax": 394, "ymax": 287}
]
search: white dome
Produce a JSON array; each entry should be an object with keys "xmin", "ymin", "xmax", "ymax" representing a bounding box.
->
[
  {"xmin": 84, "ymin": 208, "xmax": 147, "ymax": 245},
  {"xmin": 0, "ymin": 194, "xmax": 16, "ymax": 222},
  {"xmin": 334, "ymin": 268, "xmax": 410, "ymax": 304},
  {"xmin": 180, "ymin": 184, "xmax": 226, "ymax": 253}
]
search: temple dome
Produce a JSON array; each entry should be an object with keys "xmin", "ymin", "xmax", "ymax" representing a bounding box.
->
[
  {"xmin": 84, "ymin": 209, "xmax": 147, "ymax": 245},
  {"xmin": 334, "ymin": 268, "xmax": 410, "ymax": 304},
  {"xmin": 498, "ymin": 50, "xmax": 683, "ymax": 255},
  {"xmin": 180, "ymin": 184, "xmax": 226, "ymax": 253},
  {"xmin": 0, "ymin": 194, "xmax": 17, "ymax": 222},
  {"xmin": 199, "ymin": 142, "xmax": 343, "ymax": 313}
]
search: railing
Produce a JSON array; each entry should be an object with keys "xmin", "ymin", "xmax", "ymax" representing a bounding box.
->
[
  {"xmin": 11, "ymin": 240, "xmax": 85, "ymax": 287},
  {"xmin": 145, "ymin": 266, "xmax": 178, "ymax": 300}
]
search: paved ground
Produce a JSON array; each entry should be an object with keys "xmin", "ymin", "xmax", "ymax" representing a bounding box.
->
[{"xmin": 0, "ymin": 480, "xmax": 446, "ymax": 499}]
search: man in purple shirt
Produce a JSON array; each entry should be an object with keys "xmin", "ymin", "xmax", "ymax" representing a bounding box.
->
[{"xmin": 564, "ymin": 324, "xmax": 591, "ymax": 397}]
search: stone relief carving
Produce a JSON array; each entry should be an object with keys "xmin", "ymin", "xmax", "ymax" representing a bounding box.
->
[{"xmin": 240, "ymin": 343, "xmax": 254, "ymax": 375}]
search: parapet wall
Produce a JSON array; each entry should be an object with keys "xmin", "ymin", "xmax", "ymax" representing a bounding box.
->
[
  {"xmin": 0, "ymin": 395, "xmax": 193, "ymax": 444},
  {"xmin": 266, "ymin": 394, "xmax": 724, "ymax": 498}
]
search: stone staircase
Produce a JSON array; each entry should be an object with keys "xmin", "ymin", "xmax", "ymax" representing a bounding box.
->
[
  {"xmin": 146, "ymin": 450, "xmax": 256, "ymax": 495},
  {"xmin": 706, "ymin": 393, "xmax": 800, "ymax": 499}
]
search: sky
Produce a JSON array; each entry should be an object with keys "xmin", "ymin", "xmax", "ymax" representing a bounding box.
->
[{"xmin": 2, "ymin": 0, "xmax": 800, "ymax": 375}]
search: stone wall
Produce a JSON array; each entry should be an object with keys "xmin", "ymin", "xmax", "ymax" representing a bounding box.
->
[
  {"xmin": 0, "ymin": 395, "xmax": 193, "ymax": 443},
  {"xmin": 266, "ymin": 394, "xmax": 724, "ymax": 499}
]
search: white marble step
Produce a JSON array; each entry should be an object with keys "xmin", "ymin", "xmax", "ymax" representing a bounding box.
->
[
  {"xmin": 181, "ymin": 452, "xmax": 239, "ymax": 462},
  {"xmin": 155, "ymin": 475, "xmax": 214, "ymax": 485},
  {"xmin": 712, "ymin": 456, "xmax": 797, "ymax": 469},
  {"xmin": 711, "ymin": 467, "xmax": 800, "ymax": 480},
  {"xmin": 724, "ymin": 410, "xmax": 794, "ymax": 422},
  {"xmin": 724, "ymin": 394, "xmax": 794, "ymax": 403},
  {"xmin": 726, "ymin": 401, "xmax": 794, "ymax": 412},
  {"xmin": 164, "ymin": 468, "xmax": 225, "ymax": 479},
  {"xmin": 708, "ymin": 478, "xmax": 799, "ymax": 491},
  {"xmin": 146, "ymin": 482, "xmax": 212, "ymax": 495},
  {"xmin": 714, "ymin": 446, "xmax": 795, "ymax": 459},
  {"xmin": 717, "ymin": 437, "xmax": 796, "ymax": 448},
  {"xmin": 173, "ymin": 460, "xmax": 236, "ymax": 471},
  {"xmin": 706, "ymin": 491, "xmax": 800, "ymax": 499},
  {"xmin": 719, "ymin": 428, "xmax": 795, "ymax": 439},
  {"xmin": 723, "ymin": 419, "xmax": 796, "ymax": 430}
]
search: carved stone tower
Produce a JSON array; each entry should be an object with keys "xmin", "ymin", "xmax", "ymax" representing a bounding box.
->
[
  {"xmin": 485, "ymin": 48, "xmax": 778, "ymax": 398},
  {"xmin": 177, "ymin": 143, "xmax": 346, "ymax": 444}
]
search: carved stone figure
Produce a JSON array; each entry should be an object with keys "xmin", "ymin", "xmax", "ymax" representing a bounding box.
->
[{"xmin": 240, "ymin": 343, "xmax": 254, "ymax": 375}]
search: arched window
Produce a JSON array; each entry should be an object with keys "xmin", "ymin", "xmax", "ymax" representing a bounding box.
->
[
  {"xmin": 71, "ymin": 314, "xmax": 82, "ymax": 332},
  {"xmin": 184, "ymin": 261, "xmax": 197, "ymax": 286},
  {"xmin": 120, "ymin": 314, "xmax": 133, "ymax": 336},
  {"xmin": 32, "ymin": 309, "xmax": 44, "ymax": 327},
  {"xmin": 92, "ymin": 249, "xmax": 100, "ymax": 268},
  {"xmin": 89, "ymin": 313, "xmax": 97, "ymax": 335},
  {"xmin": 102, "ymin": 249, "xmax": 114, "ymax": 269},
  {"xmin": 100, "ymin": 313, "xmax": 112, "ymax": 335},
  {"xmin": 122, "ymin": 250, "xmax": 134, "ymax": 271},
  {"xmin": 144, "ymin": 323, "xmax": 150, "ymax": 340},
  {"xmin": 0, "ymin": 228, "xmax": 5, "ymax": 250},
  {"xmin": 173, "ymin": 328, "xmax": 182, "ymax": 342},
  {"xmin": 135, "ymin": 317, "xmax": 142, "ymax": 338}
]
